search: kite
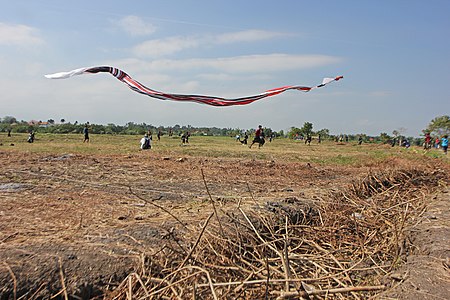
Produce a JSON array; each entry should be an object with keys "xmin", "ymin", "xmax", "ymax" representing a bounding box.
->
[{"xmin": 45, "ymin": 66, "xmax": 343, "ymax": 107}]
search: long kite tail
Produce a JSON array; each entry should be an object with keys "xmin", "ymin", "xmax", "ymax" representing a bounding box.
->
[{"xmin": 45, "ymin": 66, "xmax": 343, "ymax": 107}]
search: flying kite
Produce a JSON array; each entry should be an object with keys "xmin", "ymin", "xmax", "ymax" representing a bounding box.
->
[{"xmin": 45, "ymin": 66, "xmax": 343, "ymax": 107}]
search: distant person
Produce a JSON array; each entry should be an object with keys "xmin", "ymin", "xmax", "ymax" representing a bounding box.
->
[
  {"xmin": 7, "ymin": 129, "xmax": 11, "ymax": 137},
  {"xmin": 401, "ymin": 138, "xmax": 410, "ymax": 148},
  {"xmin": 27, "ymin": 131, "xmax": 35, "ymax": 143},
  {"xmin": 305, "ymin": 134, "xmax": 312, "ymax": 145},
  {"xmin": 83, "ymin": 124, "xmax": 90, "ymax": 143},
  {"xmin": 249, "ymin": 125, "xmax": 265, "ymax": 148},
  {"xmin": 140, "ymin": 133, "xmax": 151, "ymax": 150},
  {"xmin": 240, "ymin": 133, "xmax": 249, "ymax": 145},
  {"xmin": 424, "ymin": 132, "xmax": 431, "ymax": 150},
  {"xmin": 441, "ymin": 135, "xmax": 448, "ymax": 155},
  {"xmin": 157, "ymin": 130, "xmax": 162, "ymax": 141},
  {"xmin": 317, "ymin": 134, "xmax": 321, "ymax": 144},
  {"xmin": 358, "ymin": 136, "xmax": 363, "ymax": 145},
  {"xmin": 435, "ymin": 137, "xmax": 440, "ymax": 149},
  {"xmin": 181, "ymin": 131, "xmax": 190, "ymax": 144}
]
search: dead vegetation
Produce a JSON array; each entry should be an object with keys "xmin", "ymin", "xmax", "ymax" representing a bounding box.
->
[
  {"xmin": 0, "ymin": 143, "xmax": 448, "ymax": 299},
  {"xmin": 106, "ymin": 168, "xmax": 447, "ymax": 299}
]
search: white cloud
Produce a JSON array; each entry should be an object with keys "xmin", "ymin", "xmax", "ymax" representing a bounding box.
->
[
  {"xmin": 215, "ymin": 30, "xmax": 291, "ymax": 44},
  {"xmin": 145, "ymin": 54, "xmax": 341, "ymax": 73},
  {"xmin": 0, "ymin": 23, "xmax": 43, "ymax": 46},
  {"xmin": 132, "ymin": 29, "xmax": 292, "ymax": 57},
  {"xmin": 118, "ymin": 15, "xmax": 157, "ymax": 36},
  {"xmin": 132, "ymin": 36, "xmax": 200, "ymax": 57}
]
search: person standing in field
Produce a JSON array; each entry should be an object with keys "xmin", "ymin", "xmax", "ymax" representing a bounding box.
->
[
  {"xmin": 157, "ymin": 130, "xmax": 162, "ymax": 141},
  {"xmin": 435, "ymin": 137, "xmax": 440, "ymax": 149},
  {"xmin": 240, "ymin": 132, "xmax": 249, "ymax": 145},
  {"xmin": 441, "ymin": 135, "xmax": 448, "ymax": 155},
  {"xmin": 140, "ymin": 133, "xmax": 151, "ymax": 150},
  {"xmin": 358, "ymin": 136, "xmax": 363, "ymax": 145},
  {"xmin": 305, "ymin": 134, "xmax": 312, "ymax": 145},
  {"xmin": 27, "ymin": 131, "xmax": 35, "ymax": 143},
  {"xmin": 424, "ymin": 132, "xmax": 431, "ymax": 150},
  {"xmin": 83, "ymin": 123, "xmax": 90, "ymax": 143}
]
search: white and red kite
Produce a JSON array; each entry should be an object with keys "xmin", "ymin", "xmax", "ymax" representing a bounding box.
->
[{"xmin": 45, "ymin": 66, "xmax": 343, "ymax": 107}]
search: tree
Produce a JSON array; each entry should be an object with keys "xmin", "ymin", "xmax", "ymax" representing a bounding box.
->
[
  {"xmin": 379, "ymin": 132, "xmax": 391, "ymax": 144},
  {"xmin": 316, "ymin": 128, "xmax": 330, "ymax": 138},
  {"xmin": 424, "ymin": 115, "xmax": 450, "ymax": 137},
  {"xmin": 392, "ymin": 130, "xmax": 399, "ymax": 138},
  {"xmin": 2, "ymin": 116, "xmax": 17, "ymax": 124},
  {"xmin": 300, "ymin": 122, "xmax": 313, "ymax": 136},
  {"xmin": 287, "ymin": 127, "xmax": 302, "ymax": 139}
]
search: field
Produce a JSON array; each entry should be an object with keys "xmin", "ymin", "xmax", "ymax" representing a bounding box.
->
[{"xmin": 0, "ymin": 133, "xmax": 449, "ymax": 299}]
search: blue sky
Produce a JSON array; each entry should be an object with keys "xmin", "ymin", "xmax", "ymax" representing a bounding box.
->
[{"xmin": 1, "ymin": 0, "xmax": 449, "ymax": 136}]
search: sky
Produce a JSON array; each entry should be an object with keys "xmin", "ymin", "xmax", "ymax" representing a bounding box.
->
[{"xmin": 0, "ymin": 0, "xmax": 449, "ymax": 137}]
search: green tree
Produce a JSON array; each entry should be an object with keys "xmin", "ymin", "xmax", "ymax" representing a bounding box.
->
[
  {"xmin": 316, "ymin": 128, "xmax": 330, "ymax": 138},
  {"xmin": 424, "ymin": 115, "xmax": 450, "ymax": 137},
  {"xmin": 300, "ymin": 122, "xmax": 313, "ymax": 136},
  {"xmin": 379, "ymin": 132, "xmax": 391, "ymax": 144},
  {"xmin": 287, "ymin": 127, "xmax": 302, "ymax": 139}
]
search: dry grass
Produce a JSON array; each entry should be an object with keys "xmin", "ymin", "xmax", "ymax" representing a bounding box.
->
[{"xmin": 107, "ymin": 168, "xmax": 447, "ymax": 299}]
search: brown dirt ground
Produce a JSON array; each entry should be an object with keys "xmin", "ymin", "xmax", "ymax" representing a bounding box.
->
[
  {"xmin": 0, "ymin": 150, "xmax": 448, "ymax": 299},
  {"xmin": 379, "ymin": 187, "xmax": 450, "ymax": 300}
]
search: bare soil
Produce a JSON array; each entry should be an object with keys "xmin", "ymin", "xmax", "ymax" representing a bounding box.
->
[
  {"xmin": 0, "ymin": 150, "xmax": 448, "ymax": 299},
  {"xmin": 380, "ymin": 188, "xmax": 450, "ymax": 300}
]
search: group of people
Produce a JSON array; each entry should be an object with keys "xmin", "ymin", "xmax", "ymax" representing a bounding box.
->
[
  {"xmin": 141, "ymin": 125, "xmax": 269, "ymax": 150},
  {"xmin": 139, "ymin": 130, "xmax": 191, "ymax": 150},
  {"xmin": 249, "ymin": 125, "xmax": 265, "ymax": 148},
  {"xmin": 235, "ymin": 125, "xmax": 271, "ymax": 149},
  {"xmin": 424, "ymin": 132, "xmax": 448, "ymax": 154},
  {"xmin": 423, "ymin": 132, "xmax": 448, "ymax": 154},
  {"xmin": 91, "ymin": 125, "xmax": 450, "ymax": 155},
  {"xmin": 12, "ymin": 122, "xmax": 448, "ymax": 156}
]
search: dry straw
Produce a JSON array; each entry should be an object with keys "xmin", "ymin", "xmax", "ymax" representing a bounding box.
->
[{"xmin": 107, "ymin": 168, "xmax": 445, "ymax": 299}]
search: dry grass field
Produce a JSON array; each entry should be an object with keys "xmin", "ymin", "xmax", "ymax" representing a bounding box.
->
[{"xmin": 0, "ymin": 133, "xmax": 449, "ymax": 299}]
